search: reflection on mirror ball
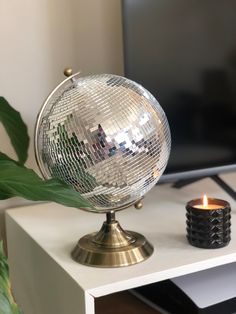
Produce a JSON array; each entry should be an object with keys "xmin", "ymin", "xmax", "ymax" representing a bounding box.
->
[{"xmin": 35, "ymin": 74, "xmax": 171, "ymax": 213}]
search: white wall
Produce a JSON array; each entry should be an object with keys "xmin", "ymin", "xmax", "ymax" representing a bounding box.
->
[{"xmin": 0, "ymin": 0, "xmax": 123, "ymax": 239}]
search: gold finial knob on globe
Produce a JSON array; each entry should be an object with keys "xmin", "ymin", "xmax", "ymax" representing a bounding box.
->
[
  {"xmin": 63, "ymin": 68, "xmax": 73, "ymax": 77},
  {"xmin": 134, "ymin": 200, "xmax": 143, "ymax": 210}
]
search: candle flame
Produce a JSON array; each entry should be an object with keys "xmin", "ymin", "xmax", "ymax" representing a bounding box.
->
[{"xmin": 203, "ymin": 194, "xmax": 208, "ymax": 207}]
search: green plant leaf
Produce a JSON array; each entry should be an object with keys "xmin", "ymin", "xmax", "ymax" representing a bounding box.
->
[
  {"xmin": 0, "ymin": 156, "xmax": 93, "ymax": 210},
  {"xmin": 0, "ymin": 152, "xmax": 14, "ymax": 162},
  {"xmin": 0, "ymin": 97, "xmax": 29, "ymax": 165},
  {"xmin": 0, "ymin": 191, "xmax": 11, "ymax": 200},
  {"xmin": 0, "ymin": 153, "xmax": 19, "ymax": 200},
  {"xmin": 0, "ymin": 153, "xmax": 16, "ymax": 200},
  {"xmin": 0, "ymin": 242, "xmax": 22, "ymax": 314},
  {"xmin": 0, "ymin": 294, "xmax": 13, "ymax": 314}
]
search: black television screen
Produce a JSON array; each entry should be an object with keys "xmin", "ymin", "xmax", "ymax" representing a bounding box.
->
[{"xmin": 122, "ymin": 0, "xmax": 236, "ymax": 181}]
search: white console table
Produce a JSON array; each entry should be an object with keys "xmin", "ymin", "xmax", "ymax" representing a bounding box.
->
[{"xmin": 6, "ymin": 172, "xmax": 236, "ymax": 314}]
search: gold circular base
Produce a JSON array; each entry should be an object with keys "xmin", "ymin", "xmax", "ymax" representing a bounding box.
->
[{"xmin": 71, "ymin": 231, "xmax": 153, "ymax": 267}]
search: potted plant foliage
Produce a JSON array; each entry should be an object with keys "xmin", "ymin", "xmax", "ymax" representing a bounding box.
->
[{"xmin": 0, "ymin": 97, "xmax": 91, "ymax": 313}]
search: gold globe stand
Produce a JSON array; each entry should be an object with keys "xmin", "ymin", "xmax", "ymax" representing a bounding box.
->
[{"xmin": 71, "ymin": 205, "xmax": 154, "ymax": 267}]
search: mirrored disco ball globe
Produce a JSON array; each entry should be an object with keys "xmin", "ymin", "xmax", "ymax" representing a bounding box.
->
[{"xmin": 35, "ymin": 73, "xmax": 171, "ymax": 213}]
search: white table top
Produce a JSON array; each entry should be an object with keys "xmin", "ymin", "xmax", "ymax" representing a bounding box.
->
[{"xmin": 6, "ymin": 172, "xmax": 236, "ymax": 298}]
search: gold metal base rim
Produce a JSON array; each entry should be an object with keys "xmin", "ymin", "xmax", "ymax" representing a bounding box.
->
[{"xmin": 71, "ymin": 231, "xmax": 153, "ymax": 267}]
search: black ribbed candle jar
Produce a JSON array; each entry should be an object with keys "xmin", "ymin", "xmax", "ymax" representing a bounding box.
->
[{"xmin": 186, "ymin": 198, "xmax": 231, "ymax": 249}]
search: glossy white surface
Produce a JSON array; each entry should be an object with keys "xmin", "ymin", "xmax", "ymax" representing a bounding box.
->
[{"xmin": 6, "ymin": 172, "xmax": 236, "ymax": 313}]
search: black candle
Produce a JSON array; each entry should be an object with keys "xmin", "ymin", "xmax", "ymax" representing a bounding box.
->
[{"xmin": 186, "ymin": 195, "xmax": 231, "ymax": 249}]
